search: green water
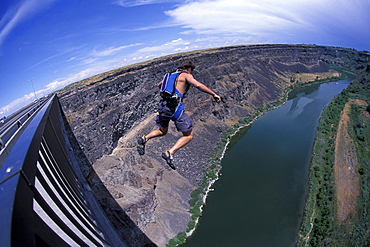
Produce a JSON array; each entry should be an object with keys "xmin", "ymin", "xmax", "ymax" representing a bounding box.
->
[{"xmin": 185, "ymin": 79, "xmax": 350, "ymax": 247}]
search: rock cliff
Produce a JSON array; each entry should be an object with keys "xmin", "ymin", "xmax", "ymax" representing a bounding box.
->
[{"xmin": 57, "ymin": 44, "xmax": 369, "ymax": 246}]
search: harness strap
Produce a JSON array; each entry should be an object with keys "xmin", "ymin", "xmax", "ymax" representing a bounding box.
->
[
  {"xmin": 171, "ymin": 102, "xmax": 184, "ymax": 122},
  {"xmin": 175, "ymin": 89, "xmax": 183, "ymax": 99}
]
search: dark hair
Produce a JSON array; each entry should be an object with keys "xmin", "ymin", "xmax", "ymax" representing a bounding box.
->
[{"xmin": 178, "ymin": 61, "xmax": 195, "ymax": 70}]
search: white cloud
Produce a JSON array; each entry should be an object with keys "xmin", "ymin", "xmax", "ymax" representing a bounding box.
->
[
  {"xmin": 0, "ymin": 92, "xmax": 36, "ymax": 116},
  {"xmin": 91, "ymin": 43, "xmax": 143, "ymax": 57},
  {"xmin": 0, "ymin": 0, "xmax": 57, "ymax": 48},
  {"xmin": 46, "ymin": 68, "xmax": 99, "ymax": 91},
  {"xmin": 166, "ymin": 0, "xmax": 370, "ymax": 46},
  {"xmin": 113, "ymin": 0, "xmax": 179, "ymax": 7},
  {"xmin": 0, "ymin": 61, "xmax": 125, "ymax": 117},
  {"xmin": 26, "ymin": 52, "xmax": 60, "ymax": 71},
  {"xmin": 133, "ymin": 38, "xmax": 189, "ymax": 54},
  {"xmin": 82, "ymin": 57, "xmax": 99, "ymax": 65},
  {"xmin": 66, "ymin": 56, "xmax": 76, "ymax": 62},
  {"xmin": 166, "ymin": 0, "xmax": 306, "ymax": 35}
]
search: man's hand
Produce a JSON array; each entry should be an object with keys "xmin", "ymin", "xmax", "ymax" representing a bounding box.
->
[{"xmin": 213, "ymin": 94, "xmax": 221, "ymax": 103}]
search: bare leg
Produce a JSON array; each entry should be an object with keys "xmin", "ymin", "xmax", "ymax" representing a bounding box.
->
[
  {"xmin": 160, "ymin": 129, "xmax": 194, "ymax": 170},
  {"xmin": 145, "ymin": 127, "xmax": 168, "ymax": 141},
  {"xmin": 168, "ymin": 130, "xmax": 194, "ymax": 156},
  {"xmin": 138, "ymin": 127, "xmax": 168, "ymax": 155}
]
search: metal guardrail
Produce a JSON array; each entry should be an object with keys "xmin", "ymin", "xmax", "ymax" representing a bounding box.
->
[
  {"xmin": 0, "ymin": 97, "xmax": 49, "ymax": 165},
  {"xmin": 0, "ymin": 95, "xmax": 127, "ymax": 246}
]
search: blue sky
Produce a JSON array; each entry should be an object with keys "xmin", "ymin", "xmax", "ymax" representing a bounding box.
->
[{"xmin": 1, "ymin": 0, "xmax": 369, "ymax": 118}]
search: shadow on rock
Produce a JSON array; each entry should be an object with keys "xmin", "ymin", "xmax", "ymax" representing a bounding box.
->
[{"xmin": 61, "ymin": 108, "xmax": 157, "ymax": 247}]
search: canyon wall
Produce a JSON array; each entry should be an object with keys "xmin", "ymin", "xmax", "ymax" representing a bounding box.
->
[{"xmin": 57, "ymin": 44, "xmax": 369, "ymax": 246}]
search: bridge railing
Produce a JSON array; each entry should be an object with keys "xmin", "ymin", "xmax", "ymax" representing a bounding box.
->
[
  {"xmin": 0, "ymin": 97, "xmax": 49, "ymax": 164},
  {"xmin": 0, "ymin": 95, "xmax": 126, "ymax": 247}
]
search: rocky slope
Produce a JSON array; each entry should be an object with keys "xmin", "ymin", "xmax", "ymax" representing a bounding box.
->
[{"xmin": 57, "ymin": 44, "xmax": 369, "ymax": 246}]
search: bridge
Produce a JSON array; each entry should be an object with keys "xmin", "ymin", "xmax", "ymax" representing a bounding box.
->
[{"xmin": 0, "ymin": 95, "xmax": 129, "ymax": 246}]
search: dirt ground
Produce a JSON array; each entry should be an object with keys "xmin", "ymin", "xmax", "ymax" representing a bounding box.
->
[{"xmin": 334, "ymin": 99, "xmax": 368, "ymax": 224}]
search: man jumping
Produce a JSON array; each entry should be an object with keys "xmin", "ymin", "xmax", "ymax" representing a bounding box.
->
[{"xmin": 137, "ymin": 61, "xmax": 221, "ymax": 170}]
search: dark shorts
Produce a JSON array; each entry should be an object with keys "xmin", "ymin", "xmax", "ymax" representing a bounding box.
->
[{"xmin": 155, "ymin": 99, "xmax": 193, "ymax": 132}]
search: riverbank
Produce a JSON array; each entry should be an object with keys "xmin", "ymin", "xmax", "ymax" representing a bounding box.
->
[
  {"xmin": 166, "ymin": 74, "xmax": 346, "ymax": 247},
  {"xmin": 297, "ymin": 67, "xmax": 370, "ymax": 246}
]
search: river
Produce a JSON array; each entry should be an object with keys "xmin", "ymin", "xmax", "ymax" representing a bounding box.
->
[{"xmin": 184, "ymin": 79, "xmax": 350, "ymax": 247}]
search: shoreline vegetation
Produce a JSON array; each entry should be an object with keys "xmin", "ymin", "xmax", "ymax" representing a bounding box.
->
[
  {"xmin": 169, "ymin": 72, "xmax": 349, "ymax": 246},
  {"xmin": 297, "ymin": 66, "xmax": 370, "ymax": 246}
]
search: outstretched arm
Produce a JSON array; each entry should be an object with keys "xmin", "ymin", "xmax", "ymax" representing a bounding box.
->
[{"xmin": 186, "ymin": 74, "xmax": 221, "ymax": 102}]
